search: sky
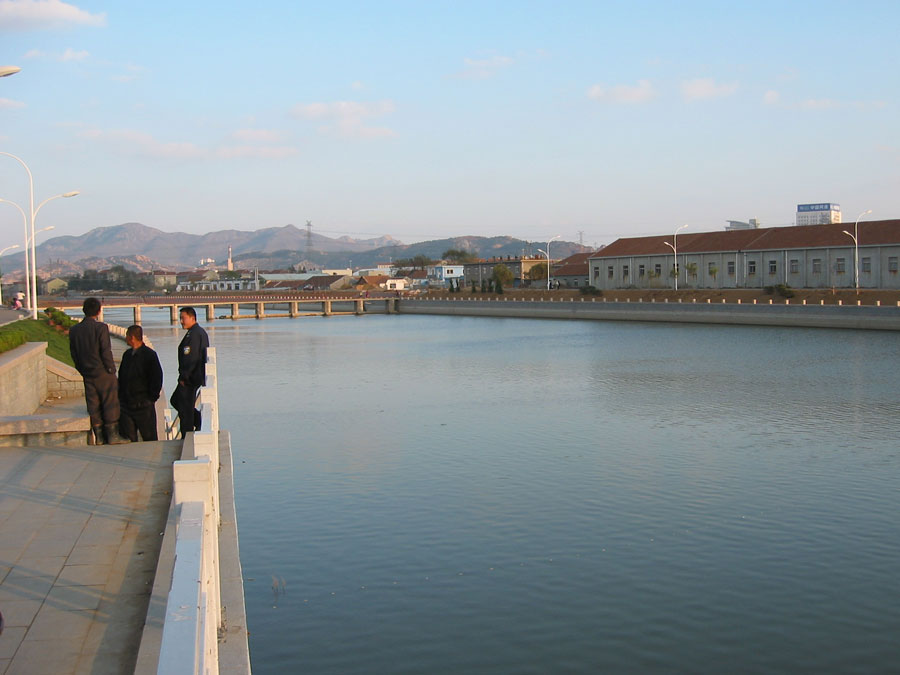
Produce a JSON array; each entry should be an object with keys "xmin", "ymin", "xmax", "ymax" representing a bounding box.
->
[{"xmin": 1, "ymin": 0, "xmax": 898, "ymax": 250}]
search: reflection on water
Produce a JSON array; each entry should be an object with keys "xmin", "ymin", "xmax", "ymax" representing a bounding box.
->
[{"xmin": 103, "ymin": 309, "xmax": 900, "ymax": 672}]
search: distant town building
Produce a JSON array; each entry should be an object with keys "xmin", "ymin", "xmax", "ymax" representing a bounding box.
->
[
  {"xmin": 426, "ymin": 263, "xmax": 465, "ymax": 287},
  {"xmin": 552, "ymin": 251, "xmax": 596, "ymax": 288},
  {"xmin": 726, "ymin": 218, "xmax": 761, "ymax": 230},
  {"xmin": 41, "ymin": 277, "xmax": 68, "ymax": 295},
  {"xmin": 463, "ymin": 256, "xmax": 548, "ymax": 287},
  {"xmin": 151, "ymin": 271, "xmax": 177, "ymax": 288},
  {"xmin": 588, "ymin": 219, "xmax": 900, "ymax": 291},
  {"xmin": 797, "ymin": 203, "xmax": 841, "ymax": 226}
]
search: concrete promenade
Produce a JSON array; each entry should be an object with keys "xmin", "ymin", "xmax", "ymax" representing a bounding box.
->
[
  {"xmin": 0, "ymin": 438, "xmax": 181, "ymax": 673},
  {"xmin": 0, "ymin": 309, "xmax": 181, "ymax": 673}
]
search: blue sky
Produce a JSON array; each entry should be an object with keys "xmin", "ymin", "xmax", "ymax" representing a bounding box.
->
[{"xmin": 1, "ymin": 0, "xmax": 898, "ymax": 248}]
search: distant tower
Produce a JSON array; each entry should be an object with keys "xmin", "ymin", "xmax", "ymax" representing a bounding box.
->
[
  {"xmin": 227, "ymin": 245, "xmax": 234, "ymax": 271},
  {"xmin": 305, "ymin": 220, "xmax": 313, "ymax": 259},
  {"xmin": 578, "ymin": 230, "xmax": 584, "ymax": 247}
]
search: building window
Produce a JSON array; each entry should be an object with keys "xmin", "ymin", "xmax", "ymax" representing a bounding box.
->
[
  {"xmin": 768, "ymin": 260, "xmax": 777, "ymax": 275},
  {"xmin": 727, "ymin": 261, "xmax": 735, "ymax": 276},
  {"xmin": 623, "ymin": 265, "xmax": 629, "ymax": 278},
  {"xmin": 889, "ymin": 257, "xmax": 898, "ymax": 274},
  {"xmin": 654, "ymin": 264, "xmax": 662, "ymax": 276},
  {"xmin": 861, "ymin": 257, "xmax": 871, "ymax": 273},
  {"xmin": 593, "ymin": 268, "xmax": 600, "ymax": 280},
  {"xmin": 747, "ymin": 260, "xmax": 757, "ymax": 276},
  {"xmin": 812, "ymin": 258, "xmax": 822, "ymax": 274},
  {"xmin": 608, "ymin": 266, "xmax": 614, "ymax": 279},
  {"xmin": 708, "ymin": 262, "xmax": 716, "ymax": 275},
  {"xmin": 789, "ymin": 259, "xmax": 799, "ymax": 274},
  {"xmin": 836, "ymin": 257, "xmax": 846, "ymax": 274},
  {"xmin": 639, "ymin": 264, "xmax": 645, "ymax": 277}
]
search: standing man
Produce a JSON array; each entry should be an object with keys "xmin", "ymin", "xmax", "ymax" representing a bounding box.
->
[
  {"xmin": 171, "ymin": 306, "xmax": 209, "ymax": 437},
  {"xmin": 118, "ymin": 324, "xmax": 163, "ymax": 441},
  {"xmin": 69, "ymin": 297, "xmax": 129, "ymax": 445}
]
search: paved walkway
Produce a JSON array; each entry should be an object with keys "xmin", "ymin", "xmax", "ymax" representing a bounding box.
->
[{"xmin": 0, "ymin": 438, "xmax": 181, "ymax": 674}]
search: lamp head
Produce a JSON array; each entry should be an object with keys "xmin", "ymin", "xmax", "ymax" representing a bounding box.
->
[
  {"xmin": 62, "ymin": 191, "xmax": 80, "ymax": 198},
  {"xmin": 0, "ymin": 66, "xmax": 21, "ymax": 78}
]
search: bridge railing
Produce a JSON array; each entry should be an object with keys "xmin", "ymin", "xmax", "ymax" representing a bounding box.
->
[{"xmin": 157, "ymin": 347, "xmax": 223, "ymax": 674}]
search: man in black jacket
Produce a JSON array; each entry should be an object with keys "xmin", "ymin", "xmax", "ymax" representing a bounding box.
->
[
  {"xmin": 69, "ymin": 297, "xmax": 129, "ymax": 445},
  {"xmin": 118, "ymin": 324, "xmax": 163, "ymax": 441},
  {"xmin": 170, "ymin": 306, "xmax": 209, "ymax": 437}
]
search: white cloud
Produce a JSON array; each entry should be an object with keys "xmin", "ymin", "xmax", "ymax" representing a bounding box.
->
[
  {"xmin": 681, "ymin": 77, "xmax": 738, "ymax": 101},
  {"xmin": 231, "ymin": 128, "xmax": 286, "ymax": 143},
  {"xmin": 587, "ymin": 79, "xmax": 655, "ymax": 104},
  {"xmin": 763, "ymin": 90, "xmax": 779, "ymax": 105},
  {"xmin": 216, "ymin": 145, "xmax": 299, "ymax": 159},
  {"xmin": 351, "ymin": 80, "xmax": 365, "ymax": 91},
  {"xmin": 22, "ymin": 46, "xmax": 89, "ymax": 61},
  {"xmin": 0, "ymin": 97, "xmax": 26, "ymax": 109},
  {"xmin": 799, "ymin": 98, "xmax": 841, "ymax": 110},
  {"xmin": 60, "ymin": 47, "xmax": 87, "ymax": 61},
  {"xmin": 81, "ymin": 129, "xmax": 206, "ymax": 159},
  {"xmin": 291, "ymin": 100, "xmax": 397, "ymax": 138},
  {"xmin": 80, "ymin": 127, "xmax": 299, "ymax": 160},
  {"xmin": 454, "ymin": 54, "xmax": 514, "ymax": 79},
  {"xmin": 0, "ymin": 0, "xmax": 106, "ymax": 30}
]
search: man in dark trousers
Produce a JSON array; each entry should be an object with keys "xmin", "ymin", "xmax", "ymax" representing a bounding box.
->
[
  {"xmin": 69, "ymin": 297, "xmax": 129, "ymax": 445},
  {"xmin": 170, "ymin": 306, "xmax": 209, "ymax": 437},
  {"xmin": 118, "ymin": 324, "xmax": 163, "ymax": 442}
]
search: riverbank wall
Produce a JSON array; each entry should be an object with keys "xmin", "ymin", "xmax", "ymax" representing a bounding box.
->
[{"xmin": 398, "ymin": 297, "xmax": 900, "ymax": 330}]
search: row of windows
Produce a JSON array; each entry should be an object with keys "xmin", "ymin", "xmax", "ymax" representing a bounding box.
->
[{"xmin": 599, "ymin": 256, "xmax": 899, "ymax": 278}]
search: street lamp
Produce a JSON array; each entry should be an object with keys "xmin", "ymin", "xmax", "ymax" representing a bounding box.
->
[
  {"xmin": 842, "ymin": 209, "xmax": 872, "ymax": 293},
  {"xmin": 0, "ymin": 198, "xmax": 31, "ymax": 312},
  {"xmin": 663, "ymin": 224, "xmax": 688, "ymax": 291},
  {"xmin": 0, "ymin": 151, "xmax": 79, "ymax": 319},
  {"xmin": 0, "ymin": 243, "xmax": 20, "ymax": 306},
  {"xmin": 545, "ymin": 235, "xmax": 561, "ymax": 290}
]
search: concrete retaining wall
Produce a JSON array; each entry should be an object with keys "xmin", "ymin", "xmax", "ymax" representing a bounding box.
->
[
  {"xmin": 398, "ymin": 298, "xmax": 900, "ymax": 331},
  {"xmin": 46, "ymin": 357, "xmax": 85, "ymax": 400},
  {"xmin": 0, "ymin": 342, "xmax": 48, "ymax": 416}
]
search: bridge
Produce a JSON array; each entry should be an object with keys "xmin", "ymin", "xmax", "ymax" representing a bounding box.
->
[{"xmin": 42, "ymin": 292, "xmax": 400, "ymax": 325}]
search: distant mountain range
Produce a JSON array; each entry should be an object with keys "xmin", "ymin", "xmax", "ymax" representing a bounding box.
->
[{"xmin": 0, "ymin": 222, "xmax": 590, "ymax": 278}]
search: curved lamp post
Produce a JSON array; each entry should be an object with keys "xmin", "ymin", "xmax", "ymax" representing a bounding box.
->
[
  {"xmin": 663, "ymin": 224, "xmax": 688, "ymax": 291},
  {"xmin": 545, "ymin": 234, "xmax": 561, "ymax": 290},
  {"xmin": 0, "ymin": 151, "xmax": 79, "ymax": 319},
  {"xmin": 842, "ymin": 209, "xmax": 872, "ymax": 293},
  {"xmin": 0, "ymin": 243, "xmax": 20, "ymax": 306}
]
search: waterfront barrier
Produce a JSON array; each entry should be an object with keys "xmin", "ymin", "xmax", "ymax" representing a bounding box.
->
[
  {"xmin": 397, "ymin": 297, "xmax": 900, "ymax": 330},
  {"xmin": 137, "ymin": 348, "xmax": 251, "ymax": 674}
]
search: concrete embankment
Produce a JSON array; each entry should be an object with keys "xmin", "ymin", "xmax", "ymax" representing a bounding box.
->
[{"xmin": 398, "ymin": 298, "xmax": 900, "ymax": 330}]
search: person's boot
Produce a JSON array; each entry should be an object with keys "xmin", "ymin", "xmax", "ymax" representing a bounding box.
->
[
  {"xmin": 105, "ymin": 424, "xmax": 131, "ymax": 445},
  {"xmin": 89, "ymin": 425, "xmax": 104, "ymax": 446}
]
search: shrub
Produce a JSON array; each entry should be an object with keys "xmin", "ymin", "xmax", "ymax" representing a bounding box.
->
[
  {"xmin": 579, "ymin": 286, "xmax": 603, "ymax": 296},
  {"xmin": 775, "ymin": 284, "xmax": 795, "ymax": 298},
  {"xmin": 0, "ymin": 330, "xmax": 26, "ymax": 354}
]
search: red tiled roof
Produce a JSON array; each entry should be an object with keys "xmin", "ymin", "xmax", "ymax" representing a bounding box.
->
[
  {"xmin": 591, "ymin": 220, "xmax": 900, "ymax": 258},
  {"xmin": 554, "ymin": 262, "xmax": 589, "ymax": 276}
]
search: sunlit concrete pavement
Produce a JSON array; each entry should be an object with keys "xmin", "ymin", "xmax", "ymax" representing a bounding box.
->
[{"xmin": 0, "ymin": 438, "xmax": 181, "ymax": 674}]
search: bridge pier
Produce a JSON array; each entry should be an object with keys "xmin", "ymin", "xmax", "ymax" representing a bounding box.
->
[
  {"xmin": 323, "ymin": 300, "xmax": 332, "ymax": 316},
  {"xmin": 134, "ymin": 306, "xmax": 142, "ymax": 325},
  {"xmin": 355, "ymin": 299, "xmax": 364, "ymax": 315},
  {"xmin": 206, "ymin": 304, "xmax": 215, "ymax": 322},
  {"xmin": 256, "ymin": 302, "xmax": 265, "ymax": 319},
  {"xmin": 386, "ymin": 298, "xmax": 396, "ymax": 314},
  {"xmin": 231, "ymin": 303, "xmax": 239, "ymax": 320},
  {"xmin": 290, "ymin": 301, "xmax": 299, "ymax": 318},
  {"xmin": 170, "ymin": 305, "xmax": 179, "ymax": 324}
]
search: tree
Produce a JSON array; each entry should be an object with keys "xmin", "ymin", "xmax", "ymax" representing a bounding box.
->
[
  {"xmin": 492, "ymin": 264, "xmax": 513, "ymax": 288},
  {"xmin": 528, "ymin": 263, "xmax": 548, "ymax": 281},
  {"xmin": 443, "ymin": 248, "xmax": 477, "ymax": 263}
]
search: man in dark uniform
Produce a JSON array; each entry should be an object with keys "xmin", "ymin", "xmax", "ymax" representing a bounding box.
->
[
  {"xmin": 118, "ymin": 324, "xmax": 163, "ymax": 441},
  {"xmin": 69, "ymin": 297, "xmax": 129, "ymax": 445},
  {"xmin": 170, "ymin": 306, "xmax": 209, "ymax": 437}
]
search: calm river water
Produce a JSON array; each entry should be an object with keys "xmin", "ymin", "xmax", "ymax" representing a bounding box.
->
[{"xmin": 107, "ymin": 309, "xmax": 900, "ymax": 673}]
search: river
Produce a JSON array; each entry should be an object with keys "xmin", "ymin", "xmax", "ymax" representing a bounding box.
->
[{"xmin": 103, "ymin": 308, "xmax": 900, "ymax": 673}]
